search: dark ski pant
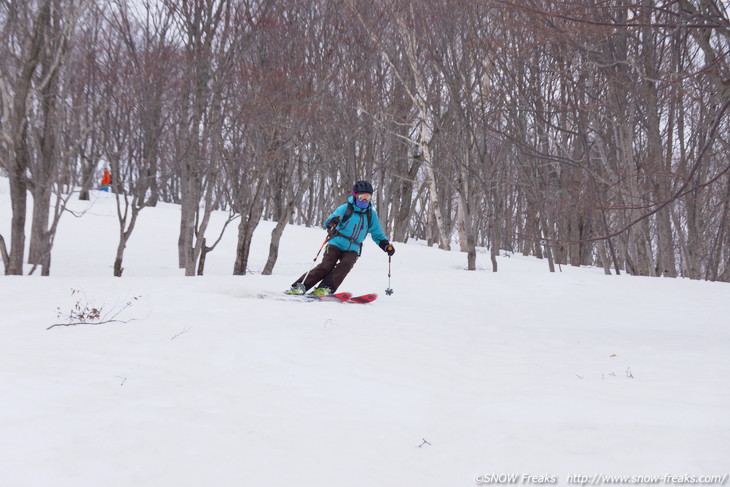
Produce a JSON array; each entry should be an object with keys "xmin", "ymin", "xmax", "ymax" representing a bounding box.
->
[{"xmin": 293, "ymin": 244, "xmax": 358, "ymax": 292}]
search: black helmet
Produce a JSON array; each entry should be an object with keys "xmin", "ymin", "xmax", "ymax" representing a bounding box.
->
[{"xmin": 352, "ymin": 180, "xmax": 373, "ymax": 194}]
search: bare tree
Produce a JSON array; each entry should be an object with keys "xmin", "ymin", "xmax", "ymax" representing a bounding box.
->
[
  {"xmin": 348, "ymin": 0, "xmax": 452, "ymax": 250},
  {"xmin": 102, "ymin": 1, "xmax": 176, "ymax": 276},
  {"xmin": 0, "ymin": 0, "xmax": 81, "ymax": 275},
  {"xmin": 163, "ymin": 0, "xmax": 236, "ymax": 276}
]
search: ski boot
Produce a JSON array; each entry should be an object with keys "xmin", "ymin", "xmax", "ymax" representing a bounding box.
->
[
  {"xmin": 285, "ymin": 283, "xmax": 306, "ymax": 295},
  {"xmin": 311, "ymin": 287, "xmax": 332, "ymax": 296}
]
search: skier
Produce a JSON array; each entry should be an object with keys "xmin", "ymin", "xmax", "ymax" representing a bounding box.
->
[
  {"xmin": 99, "ymin": 168, "xmax": 112, "ymax": 192},
  {"xmin": 287, "ymin": 180, "xmax": 395, "ymax": 296}
]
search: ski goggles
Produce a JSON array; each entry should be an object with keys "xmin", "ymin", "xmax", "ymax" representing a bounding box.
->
[{"xmin": 355, "ymin": 192, "xmax": 372, "ymax": 202}]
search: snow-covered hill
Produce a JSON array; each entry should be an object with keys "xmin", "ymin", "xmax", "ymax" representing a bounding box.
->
[{"xmin": 1, "ymin": 179, "xmax": 729, "ymax": 487}]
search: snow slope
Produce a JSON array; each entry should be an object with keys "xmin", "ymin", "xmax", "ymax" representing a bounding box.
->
[{"xmin": 1, "ymin": 178, "xmax": 729, "ymax": 487}]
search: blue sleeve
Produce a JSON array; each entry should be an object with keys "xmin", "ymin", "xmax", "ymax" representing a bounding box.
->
[
  {"xmin": 368, "ymin": 209, "xmax": 388, "ymax": 245},
  {"xmin": 323, "ymin": 203, "xmax": 348, "ymax": 229}
]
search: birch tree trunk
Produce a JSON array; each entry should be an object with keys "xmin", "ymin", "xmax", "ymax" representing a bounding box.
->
[{"xmin": 393, "ymin": 10, "xmax": 450, "ymax": 251}]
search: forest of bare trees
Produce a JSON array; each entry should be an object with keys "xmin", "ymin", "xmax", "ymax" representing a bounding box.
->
[{"xmin": 1, "ymin": 0, "xmax": 729, "ymax": 282}]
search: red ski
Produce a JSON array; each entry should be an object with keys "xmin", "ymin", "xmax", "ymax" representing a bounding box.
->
[
  {"xmin": 348, "ymin": 293, "xmax": 377, "ymax": 304},
  {"xmin": 284, "ymin": 291, "xmax": 352, "ymax": 302},
  {"xmin": 312, "ymin": 292, "xmax": 352, "ymax": 302},
  {"xmin": 283, "ymin": 291, "xmax": 376, "ymax": 303}
]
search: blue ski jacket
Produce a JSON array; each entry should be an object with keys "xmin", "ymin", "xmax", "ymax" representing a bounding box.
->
[{"xmin": 323, "ymin": 196, "xmax": 388, "ymax": 255}]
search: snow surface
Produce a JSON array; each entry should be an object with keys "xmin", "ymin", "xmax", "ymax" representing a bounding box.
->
[{"xmin": 1, "ymin": 178, "xmax": 729, "ymax": 487}]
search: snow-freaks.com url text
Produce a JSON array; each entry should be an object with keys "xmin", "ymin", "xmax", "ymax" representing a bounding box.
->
[{"xmin": 473, "ymin": 473, "xmax": 728, "ymax": 485}]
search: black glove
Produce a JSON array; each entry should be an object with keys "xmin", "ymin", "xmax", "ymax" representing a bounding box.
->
[
  {"xmin": 379, "ymin": 240, "xmax": 395, "ymax": 256},
  {"xmin": 326, "ymin": 215, "xmax": 340, "ymax": 230}
]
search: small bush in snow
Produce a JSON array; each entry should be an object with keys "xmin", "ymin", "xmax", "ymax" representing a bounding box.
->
[{"xmin": 48, "ymin": 289, "xmax": 140, "ymax": 330}]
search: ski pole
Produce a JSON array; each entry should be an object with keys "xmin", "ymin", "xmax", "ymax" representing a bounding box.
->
[
  {"xmin": 300, "ymin": 227, "xmax": 334, "ymax": 287},
  {"xmin": 385, "ymin": 255, "xmax": 393, "ymax": 295}
]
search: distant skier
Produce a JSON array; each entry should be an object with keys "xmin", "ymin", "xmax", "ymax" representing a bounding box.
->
[
  {"xmin": 99, "ymin": 168, "xmax": 112, "ymax": 192},
  {"xmin": 286, "ymin": 180, "xmax": 395, "ymax": 296}
]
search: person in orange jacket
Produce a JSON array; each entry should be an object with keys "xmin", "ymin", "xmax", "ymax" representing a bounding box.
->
[{"xmin": 99, "ymin": 168, "xmax": 111, "ymax": 192}]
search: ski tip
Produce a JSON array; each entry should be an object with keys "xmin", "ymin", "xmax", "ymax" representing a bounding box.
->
[{"xmin": 349, "ymin": 293, "xmax": 378, "ymax": 303}]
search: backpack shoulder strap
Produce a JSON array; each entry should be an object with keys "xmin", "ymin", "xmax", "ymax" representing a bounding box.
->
[
  {"xmin": 342, "ymin": 202, "xmax": 355, "ymax": 223},
  {"xmin": 341, "ymin": 202, "xmax": 372, "ymax": 228}
]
